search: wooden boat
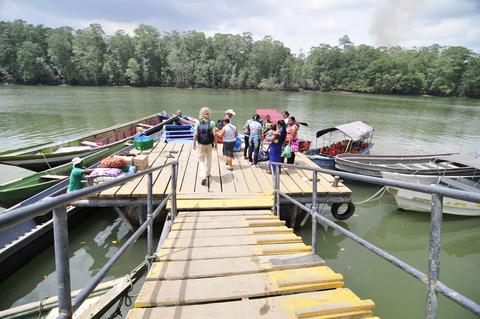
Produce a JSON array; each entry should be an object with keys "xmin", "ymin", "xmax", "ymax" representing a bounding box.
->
[
  {"xmin": 382, "ymin": 171, "xmax": 480, "ymax": 216},
  {"xmin": 305, "ymin": 121, "xmax": 374, "ymax": 167},
  {"xmin": 0, "ymin": 116, "xmax": 175, "ymax": 207},
  {"xmin": 335, "ymin": 153, "xmax": 480, "ymax": 177},
  {"xmin": 0, "ymin": 113, "xmax": 165, "ymax": 171}
]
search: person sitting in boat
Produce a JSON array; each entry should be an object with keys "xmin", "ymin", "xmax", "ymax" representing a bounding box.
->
[
  {"xmin": 68, "ymin": 157, "xmax": 93, "ymax": 192},
  {"xmin": 174, "ymin": 110, "xmax": 184, "ymax": 125}
]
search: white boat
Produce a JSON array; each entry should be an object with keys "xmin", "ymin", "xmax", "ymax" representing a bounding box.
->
[{"xmin": 382, "ymin": 171, "xmax": 480, "ymax": 216}]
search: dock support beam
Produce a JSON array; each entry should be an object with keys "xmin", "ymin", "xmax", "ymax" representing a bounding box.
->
[
  {"xmin": 311, "ymin": 171, "xmax": 318, "ymax": 254},
  {"xmin": 53, "ymin": 207, "xmax": 72, "ymax": 319},
  {"xmin": 426, "ymin": 194, "xmax": 443, "ymax": 319}
]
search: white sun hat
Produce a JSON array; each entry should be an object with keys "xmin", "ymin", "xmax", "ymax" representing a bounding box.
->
[
  {"xmin": 225, "ymin": 109, "xmax": 236, "ymax": 116},
  {"xmin": 71, "ymin": 157, "xmax": 83, "ymax": 166}
]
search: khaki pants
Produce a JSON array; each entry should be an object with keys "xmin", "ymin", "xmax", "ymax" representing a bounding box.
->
[{"xmin": 198, "ymin": 143, "xmax": 213, "ymax": 179}]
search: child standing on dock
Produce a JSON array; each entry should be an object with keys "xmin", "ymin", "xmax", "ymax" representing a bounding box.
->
[{"xmin": 193, "ymin": 107, "xmax": 216, "ymax": 186}]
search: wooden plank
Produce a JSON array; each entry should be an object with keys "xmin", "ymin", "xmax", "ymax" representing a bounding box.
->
[
  {"xmin": 150, "ymin": 144, "xmax": 183, "ymax": 195},
  {"xmin": 235, "ymin": 154, "xmax": 263, "ymax": 193},
  {"xmin": 171, "ymin": 218, "xmax": 284, "ymax": 231},
  {"xmin": 180, "ymin": 147, "xmax": 198, "ymax": 193},
  {"xmin": 174, "ymin": 214, "xmax": 278, "ymax": 223},
  {"xmin": 134, "ymin": 266, "xmax": 343, "ymax": 307},
  {"xmin": 147, "ymin": 254, "xmax": 323, "ymax": 280},
  {"xmin": 127, "ymin": 289, "xmax": 374, "ymax": 319},
  {"xmin": 162, "ymin": 233, "xmax": 302, "ymax": 248},
  {"xmin": 156, "ymin": 243, "xmax": 312, "ymax": 261},
  {"xmin": 208, "ymin": 147, "xmax": 222, "ymax": 193},
  {"xmin": 176, "ymin": 209, "xmax": 273, "ymax": 217},
  {"xmin": 216, "ymin": 147, "xmax": 236, "ymax": 193},
  {"xmin": 170, "ymin": 196, "xmax": 273, "ymax": 210},
  {"xmin": 230, "ymin": 153, "xmax": 250, "ymax": 192},
  {"xmin": 167, "ymin": 226, "xmax": 293, "ymax": 239},
  {"xmin": 176, "ymin": 143, "xmax": 192, "ymax": 192}
]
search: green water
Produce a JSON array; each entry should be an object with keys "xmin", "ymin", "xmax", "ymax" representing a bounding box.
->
[{"xmin": 0, "ymin": 86, "xmax": 479, "ymax": 318}]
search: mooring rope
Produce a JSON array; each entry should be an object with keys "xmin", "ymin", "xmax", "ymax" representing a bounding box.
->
[{"xmin": 353, "ymin": 186, "xmax": 387, "ymax": 205}]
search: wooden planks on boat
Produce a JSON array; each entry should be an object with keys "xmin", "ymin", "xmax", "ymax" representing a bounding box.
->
[
  {"xmin": 127, "ymin": 289, "xmax": 375, "ymax": 319},
  {"xmin": 134, "ymin": 266, "xmax": 343, "ymax": 307}
]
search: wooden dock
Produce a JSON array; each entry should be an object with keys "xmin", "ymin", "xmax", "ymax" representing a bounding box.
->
[
  {"xmin": 90, "ymin": 142, "xmax": 351, "ymax": 210},
  {"xmin": 127, "ymin": 209, "xmax": 378, "ymax": 319}
]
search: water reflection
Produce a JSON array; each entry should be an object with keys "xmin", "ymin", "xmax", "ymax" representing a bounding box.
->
[{"xmin": 314, "ymin": 221, "xmax": 350, "ymax": 259}]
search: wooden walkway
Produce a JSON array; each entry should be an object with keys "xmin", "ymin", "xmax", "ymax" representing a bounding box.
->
[
  {"xmin": 91, "ymin": 142, "xmax": 351, "ymax": 209},
  {"xmin": 127, "ymin": 209, "xmax": 378, "ymax": 319}
]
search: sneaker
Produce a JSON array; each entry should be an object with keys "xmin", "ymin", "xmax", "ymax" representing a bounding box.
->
[
  {"xmin": 201, "ymin": 178, "xmax": 207, "ymax": 186},
  {"xmin": 266, "ymin": 170, "xmax": 272, "ymax": 174},
  {"xmin": 227, "ymin": 165, "xmax": 233, "ymax": 171},
  {"xmin": 251, "ymin": 164, "xmax": 257, "ymax": 168}
]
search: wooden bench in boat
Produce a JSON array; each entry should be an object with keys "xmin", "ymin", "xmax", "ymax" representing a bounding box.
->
[{"xmin": 137, "ymin": 123, "xmax": 154, "ymax": 129}]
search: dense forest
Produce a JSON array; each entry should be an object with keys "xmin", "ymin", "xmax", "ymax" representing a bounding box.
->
[{"xmin": 1, "ymin": 20, "xmax": 480, "ymax": 97}]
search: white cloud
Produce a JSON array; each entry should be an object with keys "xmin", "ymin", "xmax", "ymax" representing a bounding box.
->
[{"xmin": 0, "ymin": 0, "xmax": 479, "ymax": 52}]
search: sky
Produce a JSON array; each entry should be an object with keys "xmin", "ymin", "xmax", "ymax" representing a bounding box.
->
[{"xmin": 1, "ymin": 0, "xmax": 479, "ymax": 53}]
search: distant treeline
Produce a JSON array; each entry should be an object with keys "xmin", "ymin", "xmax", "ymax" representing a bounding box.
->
[{"xmin": 1, "ymin": 20, "xmax": 480, "ymax": 97}]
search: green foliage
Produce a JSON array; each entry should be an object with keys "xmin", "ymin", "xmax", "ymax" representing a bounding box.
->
[{"xmin": 0, "ymin": 20, "xmax": 479, "ymax": 98}]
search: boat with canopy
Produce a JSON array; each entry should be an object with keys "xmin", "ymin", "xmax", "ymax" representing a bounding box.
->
[{"xmin": 306, "ymin": 121, "xmax": 374, "ymax": 167}]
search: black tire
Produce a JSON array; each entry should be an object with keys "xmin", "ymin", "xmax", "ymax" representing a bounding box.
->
[{"xmin": 331, "ymin": 202, "xmax": 355, "ymax": 220}]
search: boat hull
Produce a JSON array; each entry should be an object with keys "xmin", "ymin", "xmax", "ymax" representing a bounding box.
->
[
  {"xmin": 335, "ymin": 153, "xmax": 477, "ymax": 177},
  {"xmin": 382, "ymin": 172, "xmax": 480, "ymax": 216},
  {"xmin": 306, "ymin": 144, "xmax": 373, "ymax": 168}
]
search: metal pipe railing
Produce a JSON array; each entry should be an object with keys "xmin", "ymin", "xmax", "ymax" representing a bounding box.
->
[
  {"xmin": 0, "ymin": 160, "xmax": 179, "ymax": 319},
  {"xmin": 271, "ymin": 162, "xmax": 480, "ymax": 319}
]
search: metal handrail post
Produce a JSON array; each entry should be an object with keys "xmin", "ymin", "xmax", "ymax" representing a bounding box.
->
[
  {"xmin": 171, "ymin": 163, "xmax": 178, "ymax": 221},
  {"xmin": 426, "ymin": 194, "xmax": 443, "ymax": 319},
  {"xmin": 53, "ymin": 207, "xmax": 72, "ymax": 319},
  {"xmin": 311, "ymin": 171, "xmax": 318, "ymax": 253},
  {"xmin": 146, "ymin": 172, "xmax": 153, "ymax": 266},
  {"xmin": 274, "ymin": 165, "xmax": 280, "ymax": 217}
]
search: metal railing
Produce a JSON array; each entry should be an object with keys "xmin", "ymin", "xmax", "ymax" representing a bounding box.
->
[
  {"xmin": 0, "ymin": 161, "xmax": 179, "ymax": 319},
  {"xmin": 271, "ymin": 162, "xmax": 480, "ymax": 319}
]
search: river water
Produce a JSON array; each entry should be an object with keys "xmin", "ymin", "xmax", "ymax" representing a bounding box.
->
[{"xmin": 0, "ymin": 86, "xmax": 479, "ymax": 318}]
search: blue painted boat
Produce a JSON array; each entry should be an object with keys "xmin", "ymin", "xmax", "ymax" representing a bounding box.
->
[{"xmin": 305, "ymin": 121, "xmax": 374, "ymax": 167}]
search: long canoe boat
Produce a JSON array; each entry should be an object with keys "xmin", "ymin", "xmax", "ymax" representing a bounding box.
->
[
  {"xmin": 335, "ymin": 153, "xmax": 480, "ymax": 177},
  {"xmin": 0, "ymin": 113, "xmax": 164, "ymax": 171},
  {"xmin": 0, "ymin": 116, "xmax": 176, "ymax": 207}
]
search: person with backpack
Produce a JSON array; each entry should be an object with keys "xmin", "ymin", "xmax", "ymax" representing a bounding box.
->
[
  {"xmin": 216, "ymin": 116, "xmax": 237, "ymax": 170},
  {"xmin": 193, "ymin": 106, "xmax": 216, "ymax": 186},
  {"xmin": 248, "ymin": 113, "xmax": 263, "ymax": 167}
]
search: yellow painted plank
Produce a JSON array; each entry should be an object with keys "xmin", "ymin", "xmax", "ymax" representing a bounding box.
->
[
  {"xmin": 171, "ymin": 218, "xmax": 284, "ymax": 230},
  {"xmin": 146, "ymin": 254, "xmax": 321, "ymax": 280},
  {"xmin": 135, "ymin": 266, "xmax": 343, "ymax": 307},
  {"xmin": 167, "ymin": 226, "xmax": 293, "ymax": 239},
  {"xmin": 162, "ymin": 233, "xmax": 302, "ymax": 248},
  {"xmin": 127, "ymin": 289, "xmax": 374, "ymax": 319},
  {"xmin": 156, "ymin": 243, "xmax": 312, "ymax": 261}
]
